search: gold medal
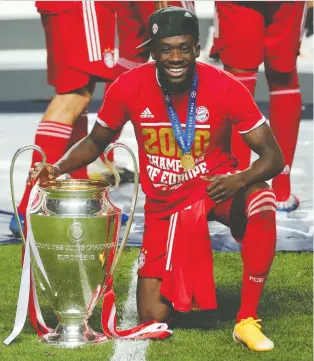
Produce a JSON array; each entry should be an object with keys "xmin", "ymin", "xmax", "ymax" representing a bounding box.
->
[{"xmin": 181, "ymin": 153, "xmax": 195, "ymax": 170}]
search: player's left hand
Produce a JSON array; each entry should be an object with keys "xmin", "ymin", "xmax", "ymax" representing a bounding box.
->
[{"xmin": 201, "ymin": 173, "xmax": 246, "ymax": 204}]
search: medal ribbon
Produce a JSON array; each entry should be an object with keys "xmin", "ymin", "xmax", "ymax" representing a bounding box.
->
[{"xmin": 163, "ymin": 72, "xmax": 198, "ymax": 155}]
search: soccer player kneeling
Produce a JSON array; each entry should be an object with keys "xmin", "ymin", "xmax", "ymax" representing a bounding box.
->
[{"xmin": 30, "ymin": 7, "xmax": 284, "ymax": 352}]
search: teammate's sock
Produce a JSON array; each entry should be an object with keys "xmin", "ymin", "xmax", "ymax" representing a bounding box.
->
[
  {"xmin": 266, "ymin": 68, "xmax": 302, "ymax": 201},
  {"xmin": 237, "ymin": 190, "xmax": 277, "ymax": 322},
  {"xmin": 226, "ymin": 70, "xmax": 258, "ymax": 170},
  {"xmin": 17, "ymin": 120, "xmax": 72, "ymax": 216},
  {"xmin": 68, "ymin": 110, "xmax": 88, "ymax": 179}
]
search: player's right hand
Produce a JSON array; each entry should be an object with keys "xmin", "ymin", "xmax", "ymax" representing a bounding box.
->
[{"xmin": 27, "ymin": 162, "xmax": 60, "ymax": 187}]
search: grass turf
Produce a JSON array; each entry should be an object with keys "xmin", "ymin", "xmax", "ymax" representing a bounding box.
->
[
  {"xmin": 147, "ymin": 252, "xmax": 313, "ymax": 361},
  {"xmin": 0, "ymin": 246, "xmax": 312, "ymax": 361}
]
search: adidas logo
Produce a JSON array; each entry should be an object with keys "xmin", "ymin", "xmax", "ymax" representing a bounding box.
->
[
  {"xmin": 140, "ymin": 108, "xmax": 154, "ymax": 118},
  {"xmin": 184, "ymin": 11, "xmax": 192, "ymax": 18}
]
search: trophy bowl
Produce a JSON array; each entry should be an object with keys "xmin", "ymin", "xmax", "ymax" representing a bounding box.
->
[
  {"xmin": 8, "ymin": 143, "xmax": 139, "ymax": 348},
  {"xmin": 30, "ymin": 179, "xmax": 119, "ymax": 346}
]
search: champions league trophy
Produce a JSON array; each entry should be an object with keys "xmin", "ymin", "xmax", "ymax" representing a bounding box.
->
[{"xmin": 7, "ymin": 143, "xmax": 139, "ymax": 347}]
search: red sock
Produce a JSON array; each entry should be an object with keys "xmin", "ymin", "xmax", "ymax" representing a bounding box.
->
[
  {"xmin": 67, "ymin": 110, "xmax": 88, "ymax": 179},
  {"xmin": 266, "ymin": 68, "xmax": 302, "ymax": 201},
  {"xmin": 237, "ymin": 190, "xmax": 277, "ymax": 322},
  {"xmin": 17, "ymin": 120, "xmax": 72, "ymax": 216},
  {"xmin": 226, "ymin": 70, "xmax": 258, "ymax": 170}
]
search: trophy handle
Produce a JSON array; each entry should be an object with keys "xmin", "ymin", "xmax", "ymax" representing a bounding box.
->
[
  {"xmin": 103, "ymin": 143, "xmax": 139, "ymax": 275},
  {"xmin": 103, "ymin": 143, "xmax": 121, "ymax": 193},
  {"xmin": 10, "ymin": 145, "xmax": 47, "ymax": 244}
]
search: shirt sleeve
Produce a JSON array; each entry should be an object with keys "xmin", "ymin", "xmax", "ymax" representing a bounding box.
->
[
  {"xmin": 96, "ymin": 75, "xmax": 130, "ymax": 131},
  {"xmin": 227, "ymin": 76, "xmax": 265, "ymax": 134}
]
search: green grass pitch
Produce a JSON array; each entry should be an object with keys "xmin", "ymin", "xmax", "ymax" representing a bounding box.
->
[{"xmin": 0, "ymin": 246, "xmax": 312, "ymax": 361}]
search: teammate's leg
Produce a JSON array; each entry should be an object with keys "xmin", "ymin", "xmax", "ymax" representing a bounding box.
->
[
  {"xmin": 263, "ymin": 1, "xmax": 307, "ymax": 211},
  {"xmin": 113, "ymin": 2, "xmax": 151, "ymax": 79},
  {"xmin": 265, "ymin": 67, "xmax": 302, "ymax": 210},
  {"xmin": 66, "ymin": 108, "xmax": 89, "ymax": 179},
  {"xmin": 15, "ymin": 87, "xmax": 93, "ymax": 221},
  {"xmin": 212, "ymin": 182, "xmax": 277, "ymax": 351},
  {"xmin": 224, "ymin": 66, "xmax": 259, "ymax": 170},
  {"xmin": 91, "ymin": 2, "xmax": 151, "ymax": 181},
  {"xmin": 210, "ymin": 2, "xmax": 264, "ymax": 170},
  {"xmin": 10, "ymin": 3, "xmax": 114, "ymax": 235}
]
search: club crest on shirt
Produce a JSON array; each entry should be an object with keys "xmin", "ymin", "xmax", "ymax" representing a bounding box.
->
[{"xmin": 196, "ymin": 106, "xmax": 209, "ymax": 123}]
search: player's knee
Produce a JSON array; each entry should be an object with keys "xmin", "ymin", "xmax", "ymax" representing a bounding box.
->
[
  {"xmin": 46, "ymin": 89, "xmax": 92, "ymax": 125},
  {"xmin": 244, "ymin": 182, "xmax": 270, "ymax": 202},
  {"xmin": 265, "ymin": 66, "xmax": 299, "ymax": 90},
  {"xmin": 230, "ymin": 184, "xmax": 274, "ymax": 240}
]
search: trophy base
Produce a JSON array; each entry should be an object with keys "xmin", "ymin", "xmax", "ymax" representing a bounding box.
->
[{"xmin": 40, "ymin": 322, "xmax": 109, "ymax": 348}]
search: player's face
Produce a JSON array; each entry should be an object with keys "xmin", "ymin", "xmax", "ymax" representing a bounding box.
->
[{"xmin": 152, "ymin": 35, "xmax": 200, "ymax": 93}]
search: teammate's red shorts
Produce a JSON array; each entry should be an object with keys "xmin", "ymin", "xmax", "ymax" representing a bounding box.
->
[
  {"xmin": 40, "ymin": 2, "xmax": 115, "ymax": 93},
  {"xmin": 138, "ymin": 167, "xmax": 240, "ymax": 279},
  {"xmin": 210, "ymin": 1, "xmax": 308, "ymax": 72}
]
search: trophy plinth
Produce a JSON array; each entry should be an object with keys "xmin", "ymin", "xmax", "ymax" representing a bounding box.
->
[{"xmin": 41, "ymin": 322, "xmax": 108, "ymax": 348}]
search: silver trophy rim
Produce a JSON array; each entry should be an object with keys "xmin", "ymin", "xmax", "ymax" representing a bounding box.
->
[{"xmin": 40, "ymin": 179, "xmax": 111, "ymax": 193}]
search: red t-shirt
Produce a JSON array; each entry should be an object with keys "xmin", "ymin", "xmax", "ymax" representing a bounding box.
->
[{"xmin": 97, "ymin": 62, "xmax": 265, "ymax": 218}]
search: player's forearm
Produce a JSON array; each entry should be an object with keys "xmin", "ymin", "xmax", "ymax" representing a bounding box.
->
[
  {"xmin": 54, "ymin": 135, "xmax": 104, "ymax": 176},
  {"xmin": 239, "ymin": 151, "xmax": 284, "ymax": 187}
]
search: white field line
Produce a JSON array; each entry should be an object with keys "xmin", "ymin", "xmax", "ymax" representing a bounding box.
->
[{"xmin": 110, "ymin": 261, "xmax": 149, "ymax": 361}]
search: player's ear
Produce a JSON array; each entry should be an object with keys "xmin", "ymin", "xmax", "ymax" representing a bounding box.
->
[{"xmin": 194, "ymin": 43, "xmax": 201, "ymax": 58}]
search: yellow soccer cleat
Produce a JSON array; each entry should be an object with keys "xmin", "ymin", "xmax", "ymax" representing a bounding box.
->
[{"xmin": 233, "ymin": 317, "xmax": 274, "ymax": 351}]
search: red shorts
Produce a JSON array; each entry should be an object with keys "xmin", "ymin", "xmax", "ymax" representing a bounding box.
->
[
  {"xmin": 138, "ymin": 167, "xmax": 238, "ymax": 279},
  {"xmin": 36, "ymin": 1, "xmax": 76, "ymax": 15},
  {"xmin": 210, "ymin": 1, "xmax": 308, "ymax": 72},
  {"xmin": 41, "ymin": 2, "xmax": 115, "ymax": 93}
]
